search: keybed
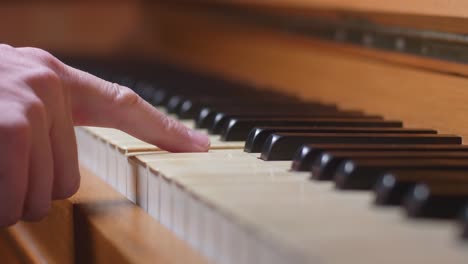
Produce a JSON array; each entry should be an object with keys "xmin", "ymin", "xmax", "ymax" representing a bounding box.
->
[{"xmin": 74, "ymin": 61, "xmax": 468, "ymax": 264}]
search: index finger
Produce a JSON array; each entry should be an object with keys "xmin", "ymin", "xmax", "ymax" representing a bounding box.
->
[{"xmin": 64, "ymin": 66, "xmax": 210, "ymax": 153}]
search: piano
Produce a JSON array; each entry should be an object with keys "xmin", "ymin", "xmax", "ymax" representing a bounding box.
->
[{"xmin": 1, "ymin": 1, "xmax": 468, "ymax": 263}]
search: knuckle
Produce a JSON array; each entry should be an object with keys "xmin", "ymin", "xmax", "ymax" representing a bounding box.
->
[
  {"xmin": 28, "ymin": 68, "xmax": 61, "ymax": 86},
  {"xmin": 23, "ymin": 97, "xmax": 47, "ymax": 121},
  {"xmin": 24, "ymin": 68, "xmax": 63, "ymax": 97},
  {"xmin": 20, "ymin": 47, "xmax": 44, "ymax": 55},
  {"xmin": 109, "ymin": 83, "xmax": 140, "ymax": 108},
  {"xmin": 160, "ymin": 114, "xmax": 176, "ymax": 131},
  {"xmin": 21, "ymin": 47, "xmax": 62, "ymax": 71},
  {"xmin": 160, "ymin": 114, "xmax": 187, "ymax": 135},
  {"xmin": 0, "ymin": 43, "xmax": 13, "ymax": 50}
]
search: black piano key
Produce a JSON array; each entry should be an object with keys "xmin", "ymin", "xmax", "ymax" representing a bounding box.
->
[
  {"xmin": 197, "ymin": 103, "xmax": 340, "ymax": 129},
  {"xmin": 291, "ymin": 144, "xmax": 468, "ymax": 172},
  {"xmin": 151, "ymin": 79, "xmax": 253, "ymax": 106},
  {"xmin": 179, "ymin": 98, "xmax": 210, "ymax": 119},
  {"xmin": 261, "ymin": 133, "xmax": 461, "ymax": 161},
  {"xmin": 334, "ymin": 159, "xmax": 468, "ymax": 190},
  {"xmin": 133, "ymin": 82, "xmax": 156, "ymax": 102},
  {"xmin": 222, "ymin": 118, "xmax": 403, "ymax": 141},
  {"xmin": 151, "ymin": 84, "xmax": 196, "ymax": 106},
  {"xmin": 375, "ymin": 173, "xmax": 415, "ymax": 206},
  {"xmin": 176, "ymin": 93, "xmax": 304, "ymax": 119},
  {"xmin": 151, "ymin": 88, "xmax": 171, "ymax": 106},
  {"xmin": 116, "ymin": 76, "xmax": 136, "ymax": 88},
  {"xmin": 311, "ymin": 151, "xmax": 468, "ymax": 181},
  {"xmin": 245, "ymin": 127, "xmax": 437, "ymax": 153},
  {"xmin": 166, "ymin": 95, "xmax": 188, "ymax": 114},
  {"xmin": 375, "ymin": 170, "xmax": 468, "ymax": 206},
  {"xmin": 210, "ymin": 111, "xmax": 380, "ymax": 134},
  {"xmin": 178, "ymin": 98, "xmax": 234, "ymax": 119},
  {"xmin": 178, "ymin": 96, "xmax": 300, "ymax": 119},
  {"xmin": 169, "ymin": 91, "xmax": 297, "ymax": 115},
  {"xmin": 404, "ymin": 182, "xmax": 468, "ymax": 219}
]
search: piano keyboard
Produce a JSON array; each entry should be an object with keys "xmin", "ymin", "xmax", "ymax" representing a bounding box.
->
[{"xmin": 73, "ymin": 61, "xmax": 468, "ymax": 264}]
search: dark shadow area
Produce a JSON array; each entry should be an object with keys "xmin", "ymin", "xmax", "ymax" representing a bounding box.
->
[{"xmin": 73, "ymin": 205, "xmax": 95, "ymax": 264}]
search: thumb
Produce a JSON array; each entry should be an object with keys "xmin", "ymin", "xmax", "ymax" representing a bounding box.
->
[{"xmin": 64, "ymin": 65, "xmax": 210, "ymax": 152}]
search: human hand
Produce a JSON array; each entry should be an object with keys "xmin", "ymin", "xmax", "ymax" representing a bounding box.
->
[{"xmin": 0, "ymin": 44, "xmax": 210, "ymax": 226}]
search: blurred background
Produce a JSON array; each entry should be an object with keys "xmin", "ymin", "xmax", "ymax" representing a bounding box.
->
[{"xmin": 0, "ymin": 1, "xmax": 161, "ymax": 59}]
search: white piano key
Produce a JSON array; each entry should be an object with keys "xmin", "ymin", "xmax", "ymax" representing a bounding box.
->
[
  {"xmin": 187, "ymin": 195, "xmax": 204, "ymax": 251},
  {"xmin": 98, "ymin": 139, "xmax": 107, "ymax": 180},
  {"xmin": 128, "ymin": 154, "xmax": 155, "ymax": 209},
  {"xmin": 138, "ymin": 151, "xmax": 253, "ymax": 213},
  {"xmin": 172, "ymin": 183, "xmax": 187, "ymax": 238},
  {"xmin": 74, "ymin": 128, "xmax": 83, "ymax": 161},
  {"xmin": 241, "ymin": 231, "xmax": 262, "ymax": 264},
  {"xmin": 137, "ymin": 152, "xmax": 306, "ymax": 260},
  {"xmin": 257, "ymin": 241, "xmax": 297, "ymax": 264},
  {"xmin": 148, "ymin": 169, "xmax": 160, "ymax": 219},
  {"xmin": 89, "ymin": 130, "xmax": 99, "ymax": 175},
  {"xmin": 79, "ymin": 128, "xmax": 90, "ymax": 169},
  {"xmin": 77, "ymin": 125, "xmax": 246, "ymax": 211},
  {"xmin": 79, "ymin": 129, "xmax": 93, "ymax": 173},
  {"xmin": 197, "ymin": 201, "xmax": 210, "ymax": 256},
  {"xmin": 126, "ymin": 158, "xmax": 140, "ymax": 203},
  {"xmin": 76, "ymin": 114, "xmax": 468, "ymax": 264},
  {"xmin": 136, "ymin": 164, "xmax": 149, "ymax": 211},
  {"xmin": 191, "ymin": 181, "xmax": 468, "ymax": 264},
  {"xmin": 116, "ymin": 151, "xmax": 128, "ymax": 195},
  {"xmin": 148, "ymin": 161, "xmax": 291, "ymax": 225},
  {"xmin": 202, "ymin": 204, "xmax": 221, "ymax": 261},
  {"xmin": 219, "ymin": 216, "xmax": 240, "ymax": 264},
  {"xmin": 107, "ymin": 143, "xmax": 117, "ymax": 188},
  {"xmin": 159, "ymin": 174, "xmax": 172, "ymax": 229}
]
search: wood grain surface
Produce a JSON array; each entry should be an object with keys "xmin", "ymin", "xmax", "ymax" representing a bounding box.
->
[
  {"xmin": 0, "ymin": 2, "xmax": 143, "ymax": 56},
  {"xmin": 2, "ymin": 1, "xmax": 468, "ymax": 262},
  {"xmin": 142, "ymin": 4, "xmax": 468, "ymax": 143},
  {"xmin": 179, "ymin": 0, "xmax": 468, "ymax": 18},
  {"xmin": 0, "ymin": 166, "xmax": 209, "ymax": 264}
]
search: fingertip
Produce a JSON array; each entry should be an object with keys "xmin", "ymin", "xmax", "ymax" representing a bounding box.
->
[
  {"xmin": 188, "ymin": 130, "xmax": 211, "ymax": 152},
  {"xmin": 52, "ymin": 170, "xmax": 81, "ymax": 200}
]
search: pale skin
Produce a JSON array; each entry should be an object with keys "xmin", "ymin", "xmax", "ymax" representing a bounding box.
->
[{"xmin": 0, "ymin": 44, "xmax": 211, "ymax": 227}]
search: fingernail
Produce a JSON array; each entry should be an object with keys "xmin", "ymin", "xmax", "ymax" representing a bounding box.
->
[{"xmin": 188, "ymin": 130, "xmax": 210, "ymax": 151}]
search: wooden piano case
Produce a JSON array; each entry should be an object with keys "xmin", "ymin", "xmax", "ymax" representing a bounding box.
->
[{"xmin": 2, "ymin": 0, "xmax": 468, "ymax": 262}]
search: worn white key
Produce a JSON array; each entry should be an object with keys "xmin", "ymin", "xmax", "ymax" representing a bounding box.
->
[
  {"xmin": 190, "ymin": 182, "xmax": 468, "ymax": 264},
  {"xmin": 77, "ymin": 127, "xmax": 245, "ymax": 204},
  {"xmin": 141, "ymin": 153, "xmax": 281, "ymax": 215},
  {"xmin": 76, "ymin": 110, "xmax": 468, "ymax": 264},
  {"xmin": 142, "ymin": 156, "xmax": 306, "ymax": 261}
]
